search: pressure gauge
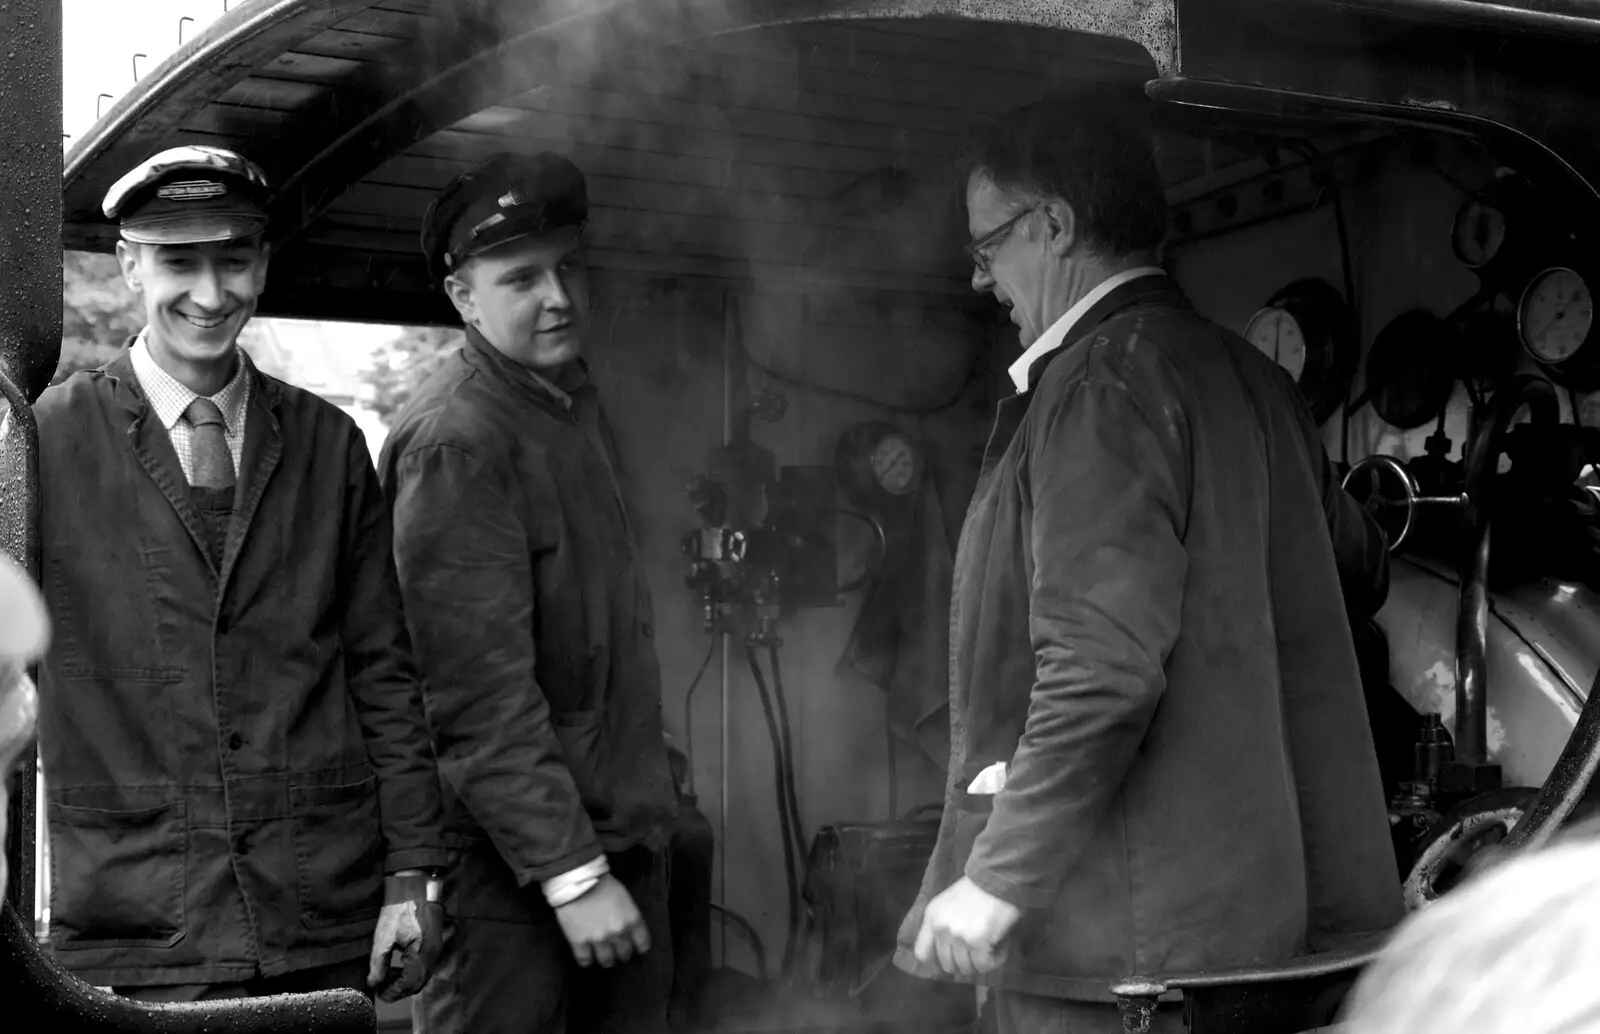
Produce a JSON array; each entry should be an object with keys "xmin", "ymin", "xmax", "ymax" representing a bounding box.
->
[
  {"xmin": 1519, "ymin": 267, "xmax": 1594, "ymax": 365},
  {"xmin": 1241, "ymin": 278, "xmax": 1358, "ymax": 426},
  {"xmin": 836, "ymin": 421, "xmax": 925, "ymax": 510},
  {"xmin": 1452, "ymin": 196, "xmax": 1509, "ymax": 269},
  {"xmin": 1244, "ymin": 306, "xmax": 1309, "ymax": 383},
  {"xmin": 869, "ymin": 433, "xmax": 920, "ymax": 496}
]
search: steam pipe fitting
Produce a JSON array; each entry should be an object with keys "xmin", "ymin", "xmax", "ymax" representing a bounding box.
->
[{"xmin": 1454, "ymin": 375, "xmax": 1559, "ymax": 766}]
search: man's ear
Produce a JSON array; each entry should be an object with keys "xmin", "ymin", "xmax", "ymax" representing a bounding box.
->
[
  {"xmin": 443, "ymin": 272, "xmax": 477, "ymax": 326},
  {"xmin": 254, "ymin": 239, "xmax": 272, "ymax": 294},
  {"xmin": 114, "ymin": 240, "xmax": 142, "ymax": 291},
  {"xmin": 1039, "ymin": 198, "xmax": 1079, "ymax": 258}
]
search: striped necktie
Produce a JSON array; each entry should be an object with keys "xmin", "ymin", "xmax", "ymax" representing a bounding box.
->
[{"xmin": 184, "ymin": 397, "xmax": 236, "ymax": 490}]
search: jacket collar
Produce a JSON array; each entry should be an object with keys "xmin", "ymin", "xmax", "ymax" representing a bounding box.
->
[
  {"xmin": 104, "ymin": 334, "xmax": 282, "ymax": 415},
  {"xmin": 1008, "ymin": 266, "xmax": 1166, "ymax": 394},
  {"xmin": 1022, "ymin": 271, "xmax": 1189, "ymax": 394},
  {"xmin": 462, "ymin": 325, "xmax": 592, "ymax": 413}
]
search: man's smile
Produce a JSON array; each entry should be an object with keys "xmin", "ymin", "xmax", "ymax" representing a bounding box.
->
[{"xmin": 179, "ymin": 311, "xmax": 234, "ymax": 330}]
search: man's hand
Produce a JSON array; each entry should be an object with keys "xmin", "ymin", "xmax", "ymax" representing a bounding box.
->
[
  {"xmin": 368, "ymin": 871, "xmax": 445, "ymax": 1002},
  {"xmin": 554, "ymin": 873, "xmax": 650, "ymax": 969},
  {"xmin": 913, "ymin": 876, "xmax": 1023, "ymax": 978}
]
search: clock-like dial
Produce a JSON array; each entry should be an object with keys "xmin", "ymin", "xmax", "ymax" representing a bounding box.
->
[
  {"xmin": 1244, "ymin": 306, "xmax": 1309, "ymax": 383},
  {"xmin": 1519, "ymin": 267, "xmax": 1594, "ymax": 364},
  {"xmin": 1452, "ymin": 198, "xmax": 1508, "ymax": 269},
  {"xmin": 870, "ymin": 434, "xmax": 919, "ymax": 495}
]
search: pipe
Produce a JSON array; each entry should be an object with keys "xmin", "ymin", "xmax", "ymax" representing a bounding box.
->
[
  {"xmin": 1454, "ymin": 523, "xmax": 1493, "ymax": 765},
  {"xmin": 717, "ymin": 291, "xmax": 735, "ymax": 970},
  {"xmin": 0, "ymin": 0, "xmax": 62, "ymax": 928},
  {"xmin": 0, "ymin": 904, "xmax": 374, "ymax": 1032},
  {"xmin": 1454, "ymin": 375, "xmax": 1560, "ymax": 764},
  {"xmin": 1329, "ymin": 0, "xmax": 1600, "ymax": 40}
]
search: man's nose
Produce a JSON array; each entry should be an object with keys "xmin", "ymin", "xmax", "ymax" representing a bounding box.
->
[
  {"xmin": 542, "ymin": 271, "xmax": 573, "ymax": 310},
  {"xmin": 971, "ymin": 263, "xmax": 995, "ymax": 294},
  {"xmin": 190, "ymin": 265, "xmax": 224, "ymax": 309}
]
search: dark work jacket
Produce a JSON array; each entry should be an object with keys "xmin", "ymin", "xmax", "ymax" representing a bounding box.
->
[
  {"xmin": 894, "ymin": 276, "xmax": 1402, "ymax": 1000},
  {"xmin": 34, "ymin": 344, "xmax": 449, "ymax": 987},
  {"xmin": 378, "ymin": 328, "xmax": 677, "ymax": 889}
]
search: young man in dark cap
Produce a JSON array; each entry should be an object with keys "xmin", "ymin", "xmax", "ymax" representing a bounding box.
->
[
  {"xmin": 380, "ymin": 151, "xmax": 678, "ymax": 1034},
  {"xmin": 33, "ymin": 144, "xmax": 448, "ymax": 1003}
]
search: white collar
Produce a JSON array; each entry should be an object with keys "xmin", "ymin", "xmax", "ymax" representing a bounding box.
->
[
  {"xmin": 129, "ymin": 328, "xmax": 250, "ymax": 434},
  {"xmin": 1006, "ymin": 266, "xmax": 1166, "ymax": 394}
]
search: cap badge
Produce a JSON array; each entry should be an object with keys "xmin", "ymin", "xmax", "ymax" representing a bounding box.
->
[
  {"xmin": 156, "ymin": 179, "xmax": 228, "ymax": 202},
  {"xmin": 498, "ymin": 189, "xmax": 528, "ymax": 209}
]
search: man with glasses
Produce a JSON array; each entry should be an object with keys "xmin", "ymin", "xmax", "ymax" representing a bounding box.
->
[
  {"xmin": 32, "ymin": 145, "xmax": 447, "ymax": 1003},
  {"xmin": 893, "ymin": 88, "xmax": 1400, "ymax": 1033}
]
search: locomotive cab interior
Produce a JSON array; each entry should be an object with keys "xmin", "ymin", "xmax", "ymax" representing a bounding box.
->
[{"xmin": 10, "ymin": 1, "xmax": 1600, "ymax": 1032}]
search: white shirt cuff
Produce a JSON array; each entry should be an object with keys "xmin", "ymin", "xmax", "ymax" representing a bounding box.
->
[{"xmin": 541, "ymin": 855, "xmax": 610, "ymax": 908}]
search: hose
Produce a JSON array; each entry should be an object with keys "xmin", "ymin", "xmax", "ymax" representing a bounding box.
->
[
  {"xmin": 680, "ymin": 636, "xmax": 717, "ymax": 795},
  {"xmin": 765, "ymin": 644, "xmax": 808, "ymax": 872},
  {"xmin": 746, "ymin": 646, "xmax": 801, "ymax": 976},
  {"xmin": 709, "ymin": 902, "xmax": 771, "ymax": 984}
]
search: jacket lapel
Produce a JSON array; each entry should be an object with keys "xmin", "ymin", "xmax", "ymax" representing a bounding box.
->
[
  {"xmin": 220, "ymin": 354, "xmax": 282, "ymax": 592},
  {"xmin": 105, "ymin": 347, "xmax": 219, "ymax": 572}
]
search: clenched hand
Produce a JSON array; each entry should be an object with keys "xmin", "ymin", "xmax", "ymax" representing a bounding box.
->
[
  {"xmin": 913, "ymin": 876, "xmax": 1023, "ymax": 978},
  {"xmin": 368, "ymin": 872, "xmax": 445, "ymax": 1002},
  {"xmin": 555, "ymin": 873, "xmax": 651, "ymax": 968}
]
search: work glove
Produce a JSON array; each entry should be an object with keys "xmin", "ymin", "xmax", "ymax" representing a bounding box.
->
[{"xmin": 367, "ymin": 870, "xmax": 446, "ymax": 1002}]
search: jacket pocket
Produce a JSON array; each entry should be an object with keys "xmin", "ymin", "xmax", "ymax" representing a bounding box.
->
[
  {"xmin": 552, "ymin": 710, "xmax": 611, "ymax": 819},
  {"xmin": 290, "ymin": 775, "xmax": 386, "ymax": 930},
  {"xmin": 48, "ymin": 800, "xmax": 187, "ymax": 949}
]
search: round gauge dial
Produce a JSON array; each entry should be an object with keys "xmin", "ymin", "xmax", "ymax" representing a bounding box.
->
[
  {"xmin": 835, "ymin": 420, "xmax": 925, "ymax": 511},
  {"xmin": 870, "ymin": 433, "xmax": 919, "ymax": 495},
  {"xmin": 1519, "ymin": 266, "xmax": 1594, "ymax": 364},
  {"xmin": 1452, "ymin": 198, "xmax": 1508, "ymax": 269},
  {"xmin": 1244, "ymin": 306, "xmax": 1309, "ymax": 383}
]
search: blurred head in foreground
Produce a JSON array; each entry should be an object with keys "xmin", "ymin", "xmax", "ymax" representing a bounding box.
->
[
  {"xmin": 0, "ymin": 552, "xmax": 50, "ymax": 903},
  {"xmin": 1340, "ymin": 824, "xmax": 1600, "ymax": 1034}
]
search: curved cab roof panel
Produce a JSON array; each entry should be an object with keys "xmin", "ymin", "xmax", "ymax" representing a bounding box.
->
[
  {"xmin": 64, "ymin": 0, "xmax": 1600, "ymax": 325},
  {"xmin": 63, "ymin": 0, "xmax": 1175, "ymax": 324}
]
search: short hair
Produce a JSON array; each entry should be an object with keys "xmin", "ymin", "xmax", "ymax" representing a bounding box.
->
[
  {"xmin": 960, "ymin": 85, "xmax": 1169, "ymax": 258},
  {"xmin": 1338, "ymin": 828, "xmax": 1600, "ymax": 1033}
]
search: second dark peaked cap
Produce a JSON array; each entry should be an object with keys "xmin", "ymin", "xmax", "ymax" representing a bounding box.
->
[{"xmin": 421, "ymin": 151, "xmax": 588, "ymax": 283}]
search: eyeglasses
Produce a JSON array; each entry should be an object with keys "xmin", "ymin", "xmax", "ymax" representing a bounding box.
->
[{"xmin": 964, "ymin": 206, "xmax": 1038, "ymax": 274}]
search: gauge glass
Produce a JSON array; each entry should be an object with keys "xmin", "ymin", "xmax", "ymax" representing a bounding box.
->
[
  {"xmin": 1520, "ymin": 267, "xmax": 1594, "ymax": 364},
  {"xmin": 1453, "ymin": 199, "xmax": 1507, "ymax": 268},
  {"xmin": 870, "ymin": 434, "xmax": 919, "ymax": 495},
  {"xmin": 1244, "ymin": 306, "xmax": 1308, "ymax": 382}
]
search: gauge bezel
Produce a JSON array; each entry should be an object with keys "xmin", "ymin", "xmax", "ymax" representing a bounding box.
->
[
  {"xmin": 835, "ymin": 420, "xmax": 925, "ymax": 511},
  {"xmin": 1243, "ymin": 305, "xmax": 1307, "ymax": 382},
  {"xmin": 1517, "ymin": 265, "xmax": 1593, "ymax": 365},
  {"xmin": 1244, "ymin": 278, "xmax": 1358, "ymax": 426},
  {"xmin": 1517, "ymin": 264, "xmax": 1600, "ymax": 392},
  {"xmin": 868, "ymin": 432, "xmax": 921, "ymax": 496},
  {"xmin": 1451, "ymin": 195, "xmax": 1509, "ymax": 270}
]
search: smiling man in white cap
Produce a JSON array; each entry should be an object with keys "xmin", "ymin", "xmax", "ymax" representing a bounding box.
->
[{"xmin": 30, "ymin": 144, "xmax": 449, "ymax": 1004}]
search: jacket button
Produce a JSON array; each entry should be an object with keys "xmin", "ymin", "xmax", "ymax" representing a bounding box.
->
[
  {"xmin": 642, "ymin": 623, "xmax": 654, "ymax": 638},
  {"xmin": 228, "ymin": 733, "xmax": 243, "ymax": 750}
]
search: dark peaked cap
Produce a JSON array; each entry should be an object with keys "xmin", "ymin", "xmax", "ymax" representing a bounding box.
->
[{"xmin": 421, "ymin": 151, "xmax": 589, "ymax": 283}]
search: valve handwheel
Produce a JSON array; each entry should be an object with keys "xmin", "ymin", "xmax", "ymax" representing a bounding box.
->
[{"xmin": 1342, "ymin": 454, "xmax": 1420, "ymax": 552}]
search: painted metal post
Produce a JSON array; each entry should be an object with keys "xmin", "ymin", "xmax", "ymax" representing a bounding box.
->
[{"xmin": 0, "ymin": 0, "xmax": 62, "ymax": 928}]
